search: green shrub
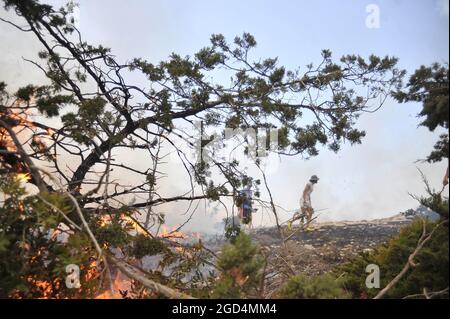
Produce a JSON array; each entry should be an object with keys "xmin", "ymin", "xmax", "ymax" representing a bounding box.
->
[
  {"xmin": 335, "ymin": 218, "xmax": 449, "ymax": 298},
  {"xmin": 278, "ymin": 273, "xmax": 350, "ymax": 299},
  {"xmin": 212, "ymin": 233, "xmax": 263, "ymax": 298},
  {"xmin": 0, "ymin": 176, "xmax": 99, "ymax": 298},
  {"xmin": 224, "ymin": 223, "xmax": 241, "ymax": 243},
  {"xmin": 132, "ymin": 235, "xmax": 166, "ymax": 259}
]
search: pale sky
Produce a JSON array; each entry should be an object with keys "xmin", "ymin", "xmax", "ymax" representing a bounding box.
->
[{"xmin": 0, "ymin": 0, "xmax": 449, "ymax": 233}]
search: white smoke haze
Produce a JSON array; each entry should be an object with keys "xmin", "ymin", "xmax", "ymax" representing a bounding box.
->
[{"xmin": 1, "ymin": 1, "xmax": 448, "ymax": 235}]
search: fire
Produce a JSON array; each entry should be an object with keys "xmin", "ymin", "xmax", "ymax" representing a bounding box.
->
[
  {"xmin": 98, "ymin": 213, "xmax": 150, "ymax": 237},
  {"xmin": 95, "ymin": 271, "xmax": 131, "ymax": 299},
  {"xmin": 159, "ymin": 225, "xmax": 187, "ymax": 240},
  {"xmin": 98, "ymin": 214, "xmax": 111, "ymax": 227},
  {"xmin": 91, "ymin": 215, "xmax": 195, "ymax": 299},
  {"xmin": 34, "ymin": 280, "xmax": 53, "ymax": 298},
  {"xmin": 16, "ymin": 172, "xmax": 32, "ymax": 181},
  {"xmin": 0, "ymin": 127, "xmax": 17, "ymax": 152},
  {"xmin": 85, "ymin": 260, "xmax": 100, "ymax": 282},
  {"xmin": 25, "ymin": 276, "xmax": 58, "ymax": 299},
  {"xmin": 98, "ymin": 212, "xmax": 189, "ymax": 240},
  {"xmin": 120, "ymin": 214, "xmax": 149, "ymax": 236},
  {"xmin": 1, "ymin": 104, "xmax": 57, "ymax": 174},
  {"xmin": 98, "ymin": 211, "xmax": 190, "ymax": 241},
  {"xmin": 46, "ymin": 128, "xmax": 55, "ymax": 137}
]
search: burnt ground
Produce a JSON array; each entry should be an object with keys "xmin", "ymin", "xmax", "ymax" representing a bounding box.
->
[{"xmin": 206, "ymin": 214, "xmax": 413, "ymax": 297}]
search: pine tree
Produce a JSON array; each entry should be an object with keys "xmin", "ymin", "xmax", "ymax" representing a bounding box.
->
[
  {"xmin": 1, "ymin": 0, "xmax": 405, "ymax": 298},
  {"xmin": 393, "ymin": 63, "xmax": 449, "ymax": 162}
]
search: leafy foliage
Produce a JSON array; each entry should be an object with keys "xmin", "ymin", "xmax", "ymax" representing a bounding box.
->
[
  {"xmin": 335, "ymin": 218, "xmax": 448, "ymax": 299},
  {"xmin": 212, "ymin": 233, "xmax": 263, "ymax": 298},
  {"xmin": 132, "ymin": 235, "xmax": 166, "ymax": 259},
  {"xmin": 277, "ymin": 273, "xmax": 349, "ymax": 299},
  {"xmin": 0, "ymin": 176, "xmax": 99, "ymax": 298},
  {"xmin": 335, "ymin": 187, "xmax": 449, "ymax": 299},
  {"xmin": 393, "ymin": 63, "xmax": 449, "ymax": 162},
  {"xmin": 224, "ymin": 222, "xmax": 241, "ymax": 243}
]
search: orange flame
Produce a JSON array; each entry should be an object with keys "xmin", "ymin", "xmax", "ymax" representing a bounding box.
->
[
  {"xmin": 0, "ymin": 127, "xmax": 17, "ymax": 152},
  {"xmin": 95, "ymin": 271, "xmax": 131, "ymax": 299},
  {"xmin": 98, "ymin": 214, "xmax": 111, "ymax": 227},
  {"xmin": 46, "ymin": 128, "xmax": 55, "ymax": 137},
  {"xmin": 25, "ymin": 276, "xmax": 57, "ymax": 299},
  {"xmin": 16, "ymin": 173, "xmax": 32, "ymax": 181},
  {"xmin": 120, "ymin": 214, "xmax": 149, "ymax": 236},
  {"xmin": 0, "ymin": 104, "xmax": 56, "ymax": 163},
  {"xmin": 159, "ymin": 225, "xmax": 187, "ymax": 240}
]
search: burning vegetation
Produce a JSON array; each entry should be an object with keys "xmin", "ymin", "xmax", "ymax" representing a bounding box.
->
[
  {"xmin": 0, "ymin": 98, "xmax": 208, "ymax": 299},
  {"xmin": 1, "ymin": 0, "xmax": 447, "ymax": 300}
]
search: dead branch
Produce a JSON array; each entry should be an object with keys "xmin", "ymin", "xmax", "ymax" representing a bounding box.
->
[
  {"xmin": 403, "ymin": 286, "xmax": 449, "ymax": 299},
  {"xmin": 0, "ymin": 118, "xmax": 48, "ymax": 192},
  {"xmin": 107, "ymin": 254, "xmax": 195, "ymax": 299}
]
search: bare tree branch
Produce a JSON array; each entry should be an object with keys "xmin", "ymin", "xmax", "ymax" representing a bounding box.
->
[{"xmin": 107, "ymin": 254, "xmax": 195, "ymax": 299}]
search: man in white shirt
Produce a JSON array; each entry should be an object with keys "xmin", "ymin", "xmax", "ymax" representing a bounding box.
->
[{"xmin": 288, "ymin": 175, "xmax": 319, "ymax": 230}]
